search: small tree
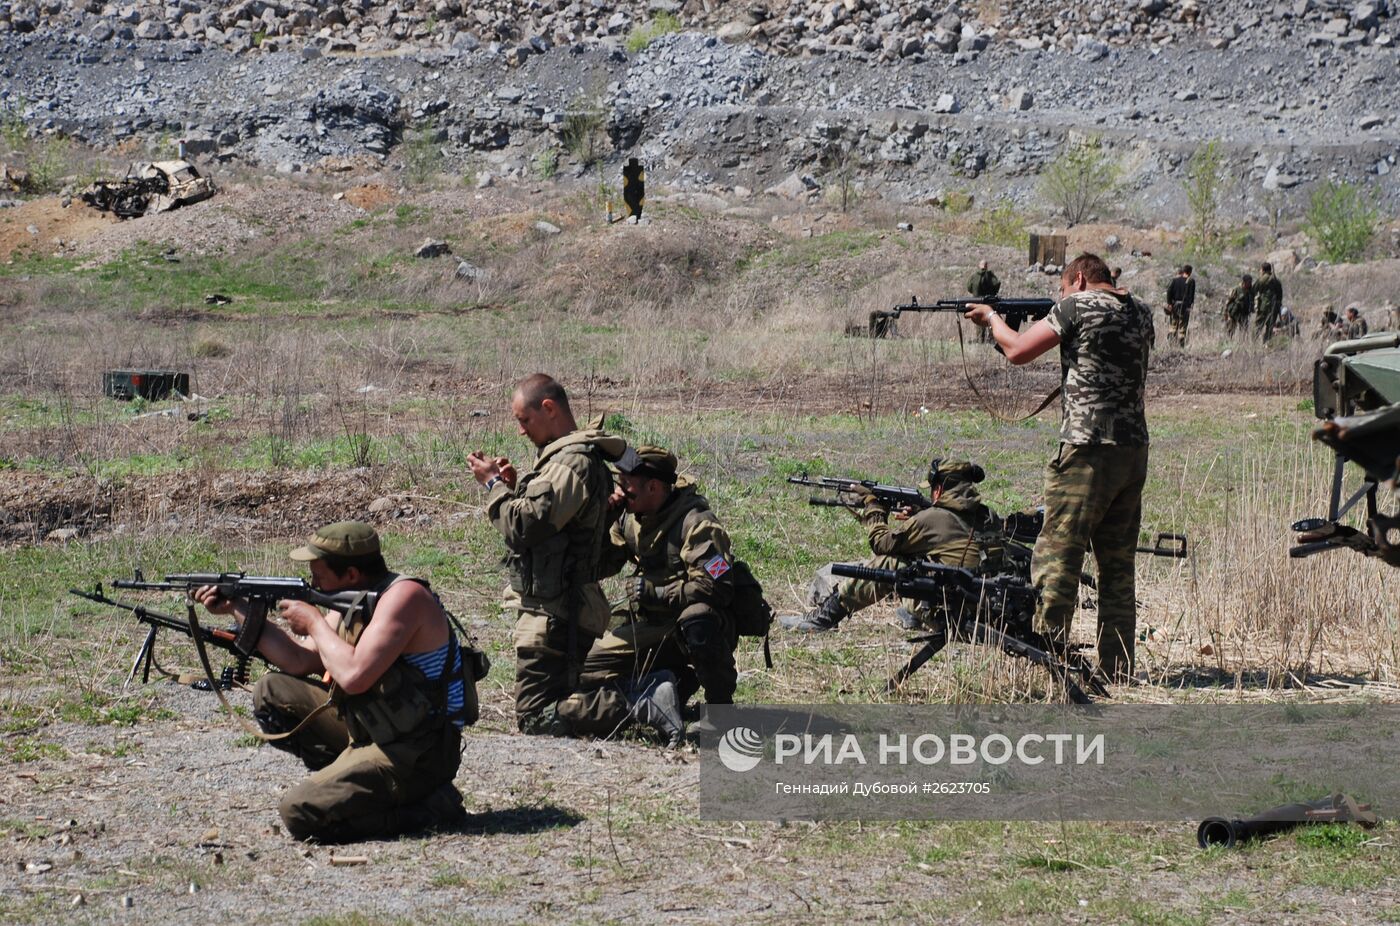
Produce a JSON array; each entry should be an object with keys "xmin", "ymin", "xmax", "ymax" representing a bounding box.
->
[
  {"xmin": 560, "ymin": 92, "xmax": 610, "ymax": 168},
  {"xmin": 1040, "ymin": 137, "xmax": 1119, "ymax": 225},
  {"xmin": 819, "ymin": 136, "xmax": 864, "ymax": 213},
  {"xmin": 1184, "ymin": 140, "xmax": 1227, "ymax": 258},
  {"xmin": 972, "ymin": 197, "xmax": 1027, "ymax": 248},
  {"xmin": 1305, "ymin": 180, "xmax": 1379, "ymax": 263}
]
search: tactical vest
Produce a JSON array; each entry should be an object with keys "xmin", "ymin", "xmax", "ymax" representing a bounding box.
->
[
  {"xmin": 332, "ymin": 574, "xmax": 485, "ymax": 747},
  {"xmin": 923, "ymin": 507, "xmax": 1006, "ymax": 576},
  {"xmin": 622, "ymin": 493, "xmax": 773, "ymax": 638},
  {"xmin": 506, "ymin": 441, "xmax": 614, "ymax": 603}
]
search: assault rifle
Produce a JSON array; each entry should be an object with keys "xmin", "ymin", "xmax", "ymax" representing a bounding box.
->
[
  {"xmin": 70, "ymin": 570, "xmax": 382, "ymax": 690},
  {"xmin": 832, "ymin": 560, "xmax": 1109, "ymax": 704},
  {"xmin": 868, "ymin": 295, "xmax": 1056, "ymax": 339},
  {"xmin": 788, "ymin": 474, "xmax": 931, "ymax": 512}
]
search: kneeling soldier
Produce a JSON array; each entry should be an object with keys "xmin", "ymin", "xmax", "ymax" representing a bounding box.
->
[
  {"xmin": 782, "ymin": 459, "xmax": 1003, "ymax": 633},
  {"xmin": 583, "ymin": 446, "xmax": 747, "ymax": 728},
  {"xmin": 194, "ymin": 521, "xmax": 475, "ymax": 842}
]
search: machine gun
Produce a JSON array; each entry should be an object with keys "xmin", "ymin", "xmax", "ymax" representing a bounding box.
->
[
  {"xmin": 70, "ymin": 582, "xmax": 266, "ymax": 690},
  {"xmin": 1290, "ymin": 333, "xmax": 1400, "ymax": 566},
  {"xmin": 788, "ymin": 474, "xmax": 932, "ymax": 512},
  {"xmin": 70, "ymin": 570, "xmax": 383, "ymax": 691},
  {"xmin": 867, "ymin": 295, "xmax": 1056, "ymax": 339},
  {"xmin": 831, "ymin": 561, "xmax": 1109, "ymax": 704}
]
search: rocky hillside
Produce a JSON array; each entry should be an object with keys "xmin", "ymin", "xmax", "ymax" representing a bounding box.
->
[{"xmin": 1, "ymin": 1, "xmax": 1397, "ymax": 222}]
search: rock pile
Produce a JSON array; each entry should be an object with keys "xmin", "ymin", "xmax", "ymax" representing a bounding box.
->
[{"xmin": 0, "ymin": 1, "xmax": 1394, "ymax": 62}]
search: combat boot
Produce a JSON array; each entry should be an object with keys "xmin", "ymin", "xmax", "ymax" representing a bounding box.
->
[
  {"xmin": 779, "ymin": 592, "xmax": 849, "ymax": 633},
  {"xmin": 628, "ymin": 671, "xmax": 685, "ymax": 747}
]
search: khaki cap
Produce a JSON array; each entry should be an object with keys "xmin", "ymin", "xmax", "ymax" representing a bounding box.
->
[
  {"xmin": 614, "ymin": 445, "xmax": 678, "ymax": 483},
  {"xmin": 290, "ymin": 521, "xmax": 381, "ymax": 561}
]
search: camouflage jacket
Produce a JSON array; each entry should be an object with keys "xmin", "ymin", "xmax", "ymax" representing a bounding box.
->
[
  {"xmin": 487, "ymin": 427, "xmax": 627, "ymax": 634},
  {"xmin": 967, "ymin": 269, "xmax": 1001, "ymax": 298},
  {"xmin": 600, "ymin": 480, "xmax": 735, "ymax": 619},
  {"xmin": 858, "ymin": 482, "xmax": 1001, "ymax": 569},
  {"xmin": 1044, "ymin": 288, "xmax": 1153, "ymax": 446},
  {"xmin": 1224, "ymin": 285, "xmax": 1254, "ymax": 319},
  {"xmin": 1254, "ymin": 273, "xmax": 1283, "ymax": 319}
]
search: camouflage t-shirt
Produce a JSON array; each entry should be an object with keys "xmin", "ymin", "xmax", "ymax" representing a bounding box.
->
[{"xmin": 1044, "ymin": 289, "xmax": 1153, "ymax": 446}]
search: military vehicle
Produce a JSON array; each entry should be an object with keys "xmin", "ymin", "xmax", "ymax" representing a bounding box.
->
[{"xmin": 1291, "ymin": 331, "xmax": 1400, "ymax": 566}]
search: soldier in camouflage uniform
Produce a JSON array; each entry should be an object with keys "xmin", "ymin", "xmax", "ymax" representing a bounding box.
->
[
  {"xmin": 781, "ymin": 459, "xmax": 1003, "ymax": 633},
  {"xmin": 966, "ymin": 253, "xmax": 1153, "ymax": 682},
  {"xmin": 580, "ymin": 446, "xmax": 743, "ymax": 722},
  {"xmin": 1223, "ymin": 274, "xmax": 1254, "ymax": 338},
  {"xmin": 1343, "ymin": 306, "xmax": 1370, "ymax": 339},
  {"xmin": 967, "ymin": 260, "xmax": 1002, "ymax": 344},
  {"xmin": 468, "ymin": 375, "xmax": 683, "ymax": 742},
  {"xmin": 1253, "ymin": 262, "xmax": 1284, "ymax": 342},
  {"xmin": 194, "ymin": 522, "xmax": 470, "ymax": 842}
]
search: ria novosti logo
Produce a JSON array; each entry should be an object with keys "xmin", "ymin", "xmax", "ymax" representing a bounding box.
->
[{"xmin": 717, "ymin": 726, "xmax": 764, "ymax": 772}]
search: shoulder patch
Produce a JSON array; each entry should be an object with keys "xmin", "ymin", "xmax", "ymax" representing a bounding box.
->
[{"xmin": 704, "ymin": 554, "xmax": 732, "ymax": 579}]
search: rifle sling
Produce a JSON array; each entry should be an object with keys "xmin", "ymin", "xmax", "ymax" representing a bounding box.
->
[
  {"xmin": 186, "ymin": 602, "xmax": 334, "ymax": 743},
  {"xmin": 954, "ymin": 316, "xmax": 1062, "ymax": 424}
]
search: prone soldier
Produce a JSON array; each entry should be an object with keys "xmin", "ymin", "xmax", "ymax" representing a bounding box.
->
[{"xmin": 781, "ymin": 459, "xmax": 1003, "ymax": 633}]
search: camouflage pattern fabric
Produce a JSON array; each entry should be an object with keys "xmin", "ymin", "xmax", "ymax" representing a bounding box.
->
[
  {"xmin": 1032, "ymin": 443, "xmax": 1150, "ymax": 680},
  {"xmin": 1224, "ymin": 285, "xmax": 1254, "ymax": 336},
  {"xmin": 1253, "ymin": 273, "xmax": 1284, "ymax": 339},
  {"xmin": 831, "ymin": 481, "xmax": 1001, "ymax": 617},
  {"xmin": 1043, "ymin": 289, "xmax": 1153, "ymax": 446},
  {"xmin": 595, "ymin": 481, "xmax": 740, "ymax": 703},
  {"xmin": 1344, "ymin": 317, "xmax": 1370, "ymax": 339},
  {"xmin": 253, "ymin": 673, "xmax": 461, "ymax": 841},
  {"xmin": 486, "ymin": 427, "xmax": 626, "ymax": 734}
]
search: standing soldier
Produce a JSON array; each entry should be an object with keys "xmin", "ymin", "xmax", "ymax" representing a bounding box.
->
[
  {"xmin": 1223, "ymin": 274, "xmax": 1254, "ymax": 338},
  {"xmin": 1253, "ymin": 262, "xmax": 1284, "ymax": 342},
  {"xmin": 585, "ymin": 445, "xmax": 762, "ymax": 721},
  {"xmin": 781, "ymin": 459, "xmax": 1003, "ymax": 633},
  {"xmin": 967, "ymin": 260, "xmax": 1002, "ymax": 343},
  {"xmin": 1343, "ymin": 305, "xmax": 1370, "ymax": 339},
  {"xmin": 622, "ymin": 157, "xmax": 645, "ymax": 223},
  {"xmin": 965, "ymin": 253, "xmax": 1153, "ymax": 683},
  {"xmin": 1165, "ymin": 265, "xmax": 1195, "ymax": 347},
  {"xmin": 468, "ymin": 375, "xmax": 680, "ymax": 740}
]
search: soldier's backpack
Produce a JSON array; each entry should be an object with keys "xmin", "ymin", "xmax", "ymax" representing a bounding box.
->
[{"xmin": 727, "ymin": 558, "xmax": 775, "ymax": 667}]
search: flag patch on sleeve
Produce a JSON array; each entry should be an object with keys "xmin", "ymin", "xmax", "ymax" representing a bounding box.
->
[{"xmin": 704, "ymin": 555, "xmax": 732, "ymax": 579}]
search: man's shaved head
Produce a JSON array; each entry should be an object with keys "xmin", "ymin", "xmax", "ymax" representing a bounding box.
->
[{"xmin": 514, "ymin": 373, "xmax": 571, "ymax": 413}]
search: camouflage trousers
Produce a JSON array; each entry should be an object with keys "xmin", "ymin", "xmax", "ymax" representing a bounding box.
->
[
  {"xmin": 581, "ymin": 603, "xmax": 739, "ymax": 709},
  {"xmin": 512, "ymin": 610, "xmax": 616, "ymax": 737},
  {"xmin": 253, "ymin": 673, "xmax": 461, "ymax": 842},
  {"xmin": 1168, "ymin": 306, "xmax": 1190, "ymax": 347},
  {"xmin": 835, "ymin": 554, "xmax": 932, "ymax": 623},
  {"xmin": 1032, "ymin": 443, "xmax": 1150, "ymax": 680},
  {"xmin": 1225, "ymin": 310, "xmax": 1251, "ymax": 337},
  {"xmin": 1255, "ymin": 309, "xmax": 1280, "ymax": 342}
]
